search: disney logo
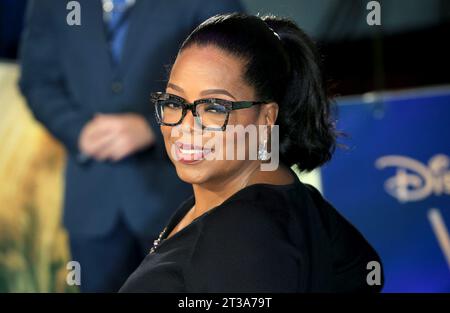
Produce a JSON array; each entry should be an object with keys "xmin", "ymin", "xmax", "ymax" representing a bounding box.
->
[{"xmin": 375, "ymin": 154, "xmax": 450, "ymax": 202}]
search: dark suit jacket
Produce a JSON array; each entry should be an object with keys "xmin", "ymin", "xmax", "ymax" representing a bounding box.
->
[{"xmin": 18, "ymin": 0, "xmax": 245, "ymax": 237}]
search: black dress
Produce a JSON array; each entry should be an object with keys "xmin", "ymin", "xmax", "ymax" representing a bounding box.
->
[{"xmin": 119, "ymin": 175, "xmax": 383, "ymax": 293}]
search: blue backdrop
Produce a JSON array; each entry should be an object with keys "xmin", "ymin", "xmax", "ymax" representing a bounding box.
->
[{"xmin": 321, "ymin": 88, "xmax": 450, "ymax": 292}]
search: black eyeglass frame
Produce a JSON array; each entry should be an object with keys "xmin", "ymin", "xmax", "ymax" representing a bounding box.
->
[{"xmin": 150, "ymin": 91, "xmax": 271, "ymax": 131}]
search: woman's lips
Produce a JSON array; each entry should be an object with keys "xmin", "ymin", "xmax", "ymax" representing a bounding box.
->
[{"xmin": 174, "ymin": 142, "xmax": 213, "ymax": 164}]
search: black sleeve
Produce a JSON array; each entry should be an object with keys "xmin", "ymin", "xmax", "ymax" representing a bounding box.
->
[
  {"xmin": 185, "ymin": 200, "xmax": 302, "ymax": 292},
  {"xmin": 119, "ymin": 262, "xmax": 185, "ymax": 293},
  {"xmin": 330, "ymin": 209, "xmax": 384, "ymax": 292},
  {"xmin": 305, "ymin": 184, "xmax": 384, "ymax": 292}
]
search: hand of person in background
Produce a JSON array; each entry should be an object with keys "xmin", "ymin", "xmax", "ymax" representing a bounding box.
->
[{"xmin": 78, "ymin": 113, "xmax": 155, "ymax": 162}]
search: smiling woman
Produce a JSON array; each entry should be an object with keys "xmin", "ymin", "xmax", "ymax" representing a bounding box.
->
[{"xmin": 119, "ymin": 12, "xmax": 383, "ymax": 293}]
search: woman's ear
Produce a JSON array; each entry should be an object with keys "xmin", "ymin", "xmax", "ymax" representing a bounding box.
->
[{"xmin": 260, "ymin": 102, "xmax": 279, "ymax": 126}]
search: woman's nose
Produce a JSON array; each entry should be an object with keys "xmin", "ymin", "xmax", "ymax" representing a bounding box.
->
[{"xmin": 180, "ymin": 109, "xmax": 198, "ymax": 133}]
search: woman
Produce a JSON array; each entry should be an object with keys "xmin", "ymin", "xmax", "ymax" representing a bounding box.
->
[{"xmin": 120, "ymin": 13, "xmax": 383, "ymax": 292}]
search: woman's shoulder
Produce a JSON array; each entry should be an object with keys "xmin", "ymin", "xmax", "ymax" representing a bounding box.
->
[
  {"xmin": 198, "ymin": 178, "xmax": 347, "ymax": 240},
  {"xmin": 208, "ymin": 182, "xmax": 298, "ymax": 228},
  {"xmin": 184, "ymin": 183, "xmax": 303, "ymax": 292},
  {"xmin": 195, "ymin": 179, "xmax": 322, "ymax": 238},
  {"xmin": 188, "ymin": 182, "xmax": 305, "ymax": 259}
]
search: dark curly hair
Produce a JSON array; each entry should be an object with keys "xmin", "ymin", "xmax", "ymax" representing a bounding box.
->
[{"xmin": 170, "ymin": 12, "xmax": 337, "ymax": 172}]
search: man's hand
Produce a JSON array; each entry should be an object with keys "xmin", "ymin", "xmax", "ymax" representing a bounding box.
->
[{"xmin": 79, "ymin": 113, "xmax": 156, "ymax": 162}]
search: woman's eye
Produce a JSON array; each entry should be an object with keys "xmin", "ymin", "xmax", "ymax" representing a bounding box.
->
[
  {"xmin": 205, "ymin": 104, "xmax": 227, "ymax": 113},
  {"xmin": 165, "ymin": 102, "xmax": 182, "ymax": 109}
]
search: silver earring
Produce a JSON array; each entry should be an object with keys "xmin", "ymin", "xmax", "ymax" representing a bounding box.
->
[{"xmin": 258, "ymin": 139, "xmax": 270, "ymax": 161}]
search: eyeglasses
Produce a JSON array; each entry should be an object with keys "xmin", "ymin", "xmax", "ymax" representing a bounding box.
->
[{"xmin": 151, "ymin": 92, "xmax": 271, "ymax": 131}]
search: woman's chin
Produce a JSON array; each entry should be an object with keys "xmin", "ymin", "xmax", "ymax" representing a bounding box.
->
[{"xmin": 174, "ymin": 163, "xmax": 210, "ymax": 185}]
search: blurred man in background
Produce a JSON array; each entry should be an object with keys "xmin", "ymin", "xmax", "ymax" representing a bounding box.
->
[{"xmin": 18, "ymin": 0, "xmax": 245, "ymax": 292}]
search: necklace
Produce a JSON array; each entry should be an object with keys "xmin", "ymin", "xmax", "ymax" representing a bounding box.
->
[
  {"xmin": 149, "ymin": 205, "xmax": 196, "ymax": 254},
  {"xmin": 149, "ymin": 226, "xmax": 168, "ymax": 254}
]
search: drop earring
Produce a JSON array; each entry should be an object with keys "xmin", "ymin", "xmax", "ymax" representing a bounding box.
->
[{"xmin": 257, "ymin": 138, "xmax": 270, "ymax": 161}]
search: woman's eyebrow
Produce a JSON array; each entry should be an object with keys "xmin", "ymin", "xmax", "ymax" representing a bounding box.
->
[
  {"xmin": 200, "ymin": 89, "xmax": 236, "ymax": 100},
  {"xmin": 167, "ymin": 82, "xmax": 236, "ymax": 100},
  {"xmin": 166, "ymin": 82, "xmax": 184, "ymax": 93}
]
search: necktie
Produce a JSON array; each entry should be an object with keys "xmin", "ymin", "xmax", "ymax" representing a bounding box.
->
[{"xmin": 104, "ymin": 0, "xmax": 132, "ymax": 65}]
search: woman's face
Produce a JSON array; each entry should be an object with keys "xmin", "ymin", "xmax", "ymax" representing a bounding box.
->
[{"xmin": 160, "ymin": 44, "xmax": 275, "ymax": 186}]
